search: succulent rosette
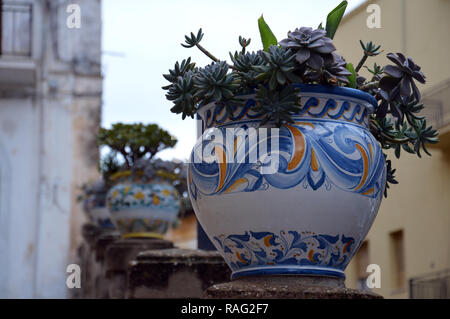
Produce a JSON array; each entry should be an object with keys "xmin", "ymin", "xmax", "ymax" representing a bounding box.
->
[
  {"xmin": 279, "ymin": 27, "xmax": 336, "ymax": 70},
  {"xmin": 377, "ymin": 53, "xmax": 426, "ymax": 120}
]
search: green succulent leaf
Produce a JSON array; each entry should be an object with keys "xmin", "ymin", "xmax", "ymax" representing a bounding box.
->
[
  {"xmin": 238, "ymin": 36, "xmax": 251, "ymax": 53},
  {"xmin": 165, "ymin": 71, "xmax": 197, "ymax": 120},
  {"xmin": 193, "ymin": 61, "xmax": 242, "ymax": 115},
  {"xmin": 162, "ymin": 57, "xmax": 196, "ymax": 90},
  {"xmin": 325, "ymin": 0, "xmax": 348, "ymax": 39},
  {"xmin": 253, "ymin": 84, "xmax": 301, "ymax": 127},
  {"xmin": 346, "ymin": 63, "xmax": 357, "ymax": 88},
  {"xmin": 253, "ymin": 46, "xmax": 300, "ymax": 90},
  {"xmin": 181, "ymin": 29, "xmax": 204, "ymax": 48},
  {"xmin": 230, "ymin": 51, "xmax": 265, "ymax": 88},
  {"xmin": 258, "ymin": 15, "xmax": 278, "ymax": 52}
]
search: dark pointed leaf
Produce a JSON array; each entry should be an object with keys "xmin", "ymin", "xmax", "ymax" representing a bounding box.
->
[{"xmin": 384, "ymin": 65, "xmax": 403, "ymax": 78}]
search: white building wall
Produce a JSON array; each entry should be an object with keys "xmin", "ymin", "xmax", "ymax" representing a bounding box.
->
[
  {"xmin": 34, "ymin": 98, "xmax": 74, "ymax": 298},
  {"xmin": 0, "ymin": 0, "xmax": 102, "ymax": 298},
  {"xmin": 0, "ymin": 140, "xmax": 11, "ymax": 296},
  {"xmin": 0, "ymin": 98, "xmax": 40, "ymax": 297}
]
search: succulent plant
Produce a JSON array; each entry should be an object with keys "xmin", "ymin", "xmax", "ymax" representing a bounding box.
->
[
  {"xmin": 279, "ymin": 27, "xmax": 336, "ymax": 70},
  {"xmin": 304, "ymin": 52, "xmax": 351, "ymax": 85},
  {"xmin": 375, "ymin": 54, "xmax": 426, "ymax": 125},
  {"xmin": 379, "ymin": 53, "xmax": 426, "ymax": 103},
  {"xmin": 356, "ymin": 75, "xmax": 366, "ymax": 88},
  {"xmin": 360, "ymin": 40, "xmax": 382, "ymax": 57},
  {"xmin": 384, "ymin": 158, "xmax": 398, "ymax": 197},
  {"xmin": 229, "ymin": 51, "xmax": 265, "ymax": 87},
  {"xmin": 405, "ymin": 119, "xmax": 439, "ymax": 157},
  {"xmin": 369, "ymin": 102, "xmax": 438, "ymax": 160},
  {"xmin": 253, "ymin": 84, "xmax": 302, "ymax": 127},
  {"xmin": 162, "ymin": 58, "xmax": 196, "ymax": 90},
  {"xmin": 355, "ymin": 41, "xmax": 382, "ymax": 72},
  {"xmin": 253, "ymin": 46, "xmax": 301, "ymax": 90},
  {"xmin": 238, "ymin": 36, "xmax": 251, "ymax": 54},
  {"xmin": 194, "ymin": 61, "xmax": 241, "ymax": 115},
  {"xmin": 400, "ymin": 95, "xmax": 425, "ymax": 124},
  {"xmin": 181, "ymin": 29, "xmax": 204, "ymax": 49},
  {"xmin": 365, "ymin": 63, "xmax": 384, "ymax": 81},
  {"xmin": 165, "ymin": 70, "xmax": 197, "ymax": 119},
  {"xmin": 376, "ymin": 92, "xmax": 402, "ymax": 121},
  {"xmin": 181, "ymin": 28, "xmax": 218, "ymax": 62},
  {"xmin": 323, "ymin": 53, "xmax": 352, "ymax": 85},
  {"xmin": 162, "ymin": 1, "xmax": 439, "ymax": 197}
]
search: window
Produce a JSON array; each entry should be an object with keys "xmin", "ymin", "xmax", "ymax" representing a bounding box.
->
[
  {"xmin": 390, "ymin": 230, "xmax": 405, "ymax": 289},
  {"xmin": 1, "ymin": 1, "xmax": 33, "ymax": 57},
  {"xmin": 355, "ymin": 241, "xmax": 370, "ymax": 291}
]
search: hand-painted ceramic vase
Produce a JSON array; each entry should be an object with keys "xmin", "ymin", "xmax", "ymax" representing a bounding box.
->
[
  {"xmin": 84, "ymin": 193, "xmax": 115, "ymax": 229},
  {"xmin": 188, "ymin": 84, "xmax": 386, "ymax": 279},
  {"xmin": 106, "ymin": 171, "xmax": 181, "ymax": 239}
]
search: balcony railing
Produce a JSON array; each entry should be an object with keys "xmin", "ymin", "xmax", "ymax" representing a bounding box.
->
[
  {"xmin": 410, "ymin": 269, "xmax": 450, "ymax": 299},
  {"xmin": 1, "ymin": 1, "xmax": 32, "ymax": 57},
  {"xmin": 421, "ymin": 80, "xmax": 450, "ymax": 130}
]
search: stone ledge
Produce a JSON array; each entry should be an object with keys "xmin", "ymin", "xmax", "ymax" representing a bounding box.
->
[
  {"xmin": 81, "ymin": 223, "xmax": 102, "ymax": 247},
  {"xmin": 127, "ymin": 248, "xmax": 231, "ymax": 299},
  {"xmin": 105, "ymin": 238, "xmax": 174, "ymax": 272},
  {"xmin": 94, "ymin": 231, "xmax": 121, "ymax": 262},
  {"xmin": 205, "ymin": 275, "xmax": 382, "ymax": 299},
  {"xmin": 105, "ymin": 238, "xmax": 174, "ymax": 299}
]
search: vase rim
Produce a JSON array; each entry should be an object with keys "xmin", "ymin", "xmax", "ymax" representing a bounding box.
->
[
  {"xmin": 292, "ymin": 83, "xmax": 378, "ymax": 110},
  {"xmin": 197, "ymin": 83, "xmax": 378, "ymax": 113}
]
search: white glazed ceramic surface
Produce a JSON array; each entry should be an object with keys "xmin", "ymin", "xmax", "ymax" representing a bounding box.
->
[
  {"xmin": 106, "ymin": 181, "xmax": 180, "ymax": 238},
  {"xmin": 188, "ymin": 84, "xmax": 386, "ymax": 279}
]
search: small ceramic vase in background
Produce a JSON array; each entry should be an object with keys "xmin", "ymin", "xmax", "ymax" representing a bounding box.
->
[{"xmin": 107, "ymin": 171, "xmax": 180, "ymax": 239}]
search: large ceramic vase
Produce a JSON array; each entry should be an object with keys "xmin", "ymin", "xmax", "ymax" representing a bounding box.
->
[
  {"xmin": 188, "ymin": 84, "xmax": 386, "ymax": 279},
  {"xmin": 106, "ymin": 171, "xmax": 180, "ymax": 239}
]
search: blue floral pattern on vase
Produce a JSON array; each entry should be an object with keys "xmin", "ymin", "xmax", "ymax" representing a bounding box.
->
[{"xmin": 214, "ymin": 231, "xmax": 356, "ymax": 278}]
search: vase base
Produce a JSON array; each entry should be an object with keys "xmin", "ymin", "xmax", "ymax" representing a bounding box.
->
[
  {"xmin": 121, "ymin": 232, "xmax": 164, "ymax": 240},
  {"xmin": 231, "ymin": 266, "xmax": 345, "ymax": 280}
]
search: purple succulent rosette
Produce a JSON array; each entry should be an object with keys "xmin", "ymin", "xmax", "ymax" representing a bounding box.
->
[{"xmin": 279, "ymin": 27, "xmax": 336, "ymax": 70}]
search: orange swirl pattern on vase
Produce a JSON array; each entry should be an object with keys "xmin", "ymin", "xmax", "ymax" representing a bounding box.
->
[{"xmin": 286, "ymin": 125, "xmax": 306, "ymax": 171}]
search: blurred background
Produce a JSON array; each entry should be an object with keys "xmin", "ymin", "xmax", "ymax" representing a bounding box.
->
[{"xmin": 0, "ymin": 0, "xmax": 448, "ymax": 298}]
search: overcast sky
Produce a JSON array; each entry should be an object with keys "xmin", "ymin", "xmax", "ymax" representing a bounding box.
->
[{"xmin": 101, "ymin": 0, "xmax": 366, "ymax": 161}]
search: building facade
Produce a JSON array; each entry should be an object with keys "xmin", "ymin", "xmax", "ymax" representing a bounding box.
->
[
  {"xmin": 0, "ymin": 0, "xmax": 102, "ymax": 298},
  {"xmin": 334, "ymin": 0, "xmax": 450, "ymax": 298}
]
